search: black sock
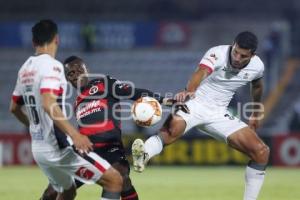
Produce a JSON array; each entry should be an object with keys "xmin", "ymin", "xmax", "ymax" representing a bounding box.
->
[
  {"xmin": 121, "ymin": 186, "xmax": 139, "ymax": 200},
  {"xmin": 102, "ymin": 190, "xmax": 120, "ymax": 199},
  {"xmin": 248, "ymin": 160, "xmax": 267, "ymax": 171}
]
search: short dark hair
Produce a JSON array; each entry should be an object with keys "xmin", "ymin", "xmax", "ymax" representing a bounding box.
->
[
  {"xmin": 234, "ymin": 31, "xmax": 258, "ymax": 53},
  {"xmin": 32, "ymin": 19, "xmax": 58, "ymax": 46},
  {"xmin": 63, "ymin": 55, "xmax": 82, "ymax": 65}
]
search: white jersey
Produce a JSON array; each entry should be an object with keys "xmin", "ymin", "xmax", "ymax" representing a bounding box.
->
[
  {"xmin": 196, "ymin": 45, "xmax": 264, "ymax": 108},
  {"xmin": 12, "ymin": 54, "xmax": 68, "ymax": 152}
]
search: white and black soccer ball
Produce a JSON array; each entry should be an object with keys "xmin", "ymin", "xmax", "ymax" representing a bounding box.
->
[{"xmin": 131, "ymin": 97, "xmax": 162, "ymax": 127}]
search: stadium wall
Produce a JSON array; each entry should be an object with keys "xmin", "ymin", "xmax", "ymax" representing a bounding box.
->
[{"xmin": 0, "ymin": 133, "xmax": 299, "ymax": 167}]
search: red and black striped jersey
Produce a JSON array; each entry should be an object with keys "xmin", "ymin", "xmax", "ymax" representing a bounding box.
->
[{"xmin": 74, "ymin": 76, "xmax": 163, "ymax": 146}]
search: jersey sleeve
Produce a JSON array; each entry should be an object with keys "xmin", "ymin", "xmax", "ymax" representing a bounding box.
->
[
  {"xmin": 253, "ymin": 60, "xmax": 265, "ymax": 80},
  {"xmin": 11, "ymin": 76, "xmax": 24, "ymax": 105},
  {"xmin": 198, "ymin": 47, "xmax": 220, "ymax": 74},
  {"xmin": 40, "ymin": 62, "xmax": 64, "ymax": 95},
  {"xmin": 107, "ymin": 76, "xmax": 164, "ymax": 102}
]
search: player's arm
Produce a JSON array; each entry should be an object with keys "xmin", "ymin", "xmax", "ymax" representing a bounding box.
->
[
  {"xmin": 9, "ymin": 99, "xmax": 29, "ymax": 127},
  {"xmin": 107, "ymin": 76, "xmax": 163, "ymax": 102},
  {"xmin": 41, "ymin": 92, "xmax": 93, "ymax": 152},
  {"xmin": 108, "ymin": 76, "xmax": 189, "ymax": 113},
  {"xmin": 186, "ymin": 66, "xmax": 211, "ymax": 92},
  {"xmin": 175, "ymin": 66, "xmax": 211, "ymax": 102},
  {"xmin": 113, "ymin": 83, "xmax": 170, "ymax": 106},
  {"xmin": 10, "ymin": 77, "xmax": 29, "ymax": 127},
  {"xmin": 249, "ymin": 77, "xmax": 264, "ymax": 129}
]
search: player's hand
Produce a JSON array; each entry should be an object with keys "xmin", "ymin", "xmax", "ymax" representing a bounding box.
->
[
  {"xmin": 72, "ymin": 134, "xmax": 93, "ymax": 154},
  {"xmin": 162, "ymin": 97, "xmax": 176, "ymax": 106},
  {"xmin": 162, "ymin": 98, "xmax": 190, "ymax": 114},
  {"xmin": 248, "ymin": 113, "xmax": 262, "ymax": 131},
  {"xmin": 174, "ymin": 91, "xmax": 195, "ymax": 102},
  {"xmin": 173, "ymin": 101, "xmax": 190, "ymax": 114}
]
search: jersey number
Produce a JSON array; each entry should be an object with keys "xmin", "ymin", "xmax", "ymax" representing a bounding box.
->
[{"xmin": 24, "ymin": 95, "xmax": 40, "ymax": 125}]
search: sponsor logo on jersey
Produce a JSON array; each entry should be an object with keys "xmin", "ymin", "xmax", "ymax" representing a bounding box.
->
[
  {"xmin": 224, "ymin": 114, "xmax": 235, "ymax": 120},
  {"xmin": 21, "ymin": 69, "xmax": 37, "ymax": 78},
  {"xmin": 210, "ymin": 53, "xmax": 218, "ymax": 60},
  {"xmin": 76, "ymin": 99, "xmax": 107, "ymax": 119},
  {"xmin": 75, "ymin": 167, "xmax": 95, "ymax": 180},
  {"xmin": 53, "ymin": 66, "xmax": 61, "ymax": 73},
  {"xmin": 243, "ymin": 73, "xmax": 249, "ymax": 79},
  {"xmin": 117, "ymin": 83, "xmax": 129, "ymax": 90},
  {"xmin": 109, "ymin": 147, "xmax": 119, "ymax": 152},
  {"xmin": 89, "ymin": 86, "xmax": 98, "ymax": 95},
  {"xmin": 21, "ymin": 78, "xmax": 34, "ymax": 84},
  {"xmin": 222, "ymin": 66, "xmax": 240, "ymax": 74}
]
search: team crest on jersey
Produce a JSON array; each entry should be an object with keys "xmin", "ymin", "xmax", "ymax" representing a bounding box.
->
[
  {"xmin": 53, "ymin": 66, "xmax": 61, "ymax": 73},
  {"xmin": 243, "ymin": 73, "xmax": 249, "ymax": 79},
  {"xmin": 75, "ymin": 167, "xmax": 94, "ymax": 180},
  {"xmin": 210, "ymin": 53, "xmax": 218, "ymax": 60},
  {"xmin": 118, "ymin": 83, "xmax": 129, "ymax": 89},
  {"xmin": 89, "ymin": 86, "xmax": 98, "ymax": 95}
]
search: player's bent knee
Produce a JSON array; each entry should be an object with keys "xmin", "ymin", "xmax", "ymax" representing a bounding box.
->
[
  {"xmin": 162, "ymin": 116, "xmax": 186, "ymax": 144},
  {"xmin": 253, "ymin": 143, "xmax": 270, "ymax": 164},
  {"xmin": 99, "ymin": 167, "xmax": 123, "ymax": 192}
]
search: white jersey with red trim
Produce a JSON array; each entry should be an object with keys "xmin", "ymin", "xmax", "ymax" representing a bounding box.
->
[
  {"xmin": 196, "ymin": 45, "xmax": 264, "ymax": 108},
  {"xmin": 12, "ymin": 54, "xmax": 68, "ymax": 152}
]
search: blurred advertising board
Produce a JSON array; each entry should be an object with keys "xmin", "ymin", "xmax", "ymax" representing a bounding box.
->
[
  {"xmin": 0, "ymin": 21, "xmax": 190, "ymax": 49},
  {"xmin": 1, "ymin": 133, "xmax": 298, "ymax": 166},
  {"xmin": 272, "ymin": 134, "xmax": 300, "ymax": 166},
  {"xmin": 0, "ymin": 133, "xmax": 34, "ymax": 165},
  {"xmin": 156, "ymin": 22, "xmax": 190, "ymax": 47}
]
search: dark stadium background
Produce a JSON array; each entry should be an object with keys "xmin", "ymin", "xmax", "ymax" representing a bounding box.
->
[{"xmin": 0, "ymin": 0, "xmax": 299, "ymax": 168}]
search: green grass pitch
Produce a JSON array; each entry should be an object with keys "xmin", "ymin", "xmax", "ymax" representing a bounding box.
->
[{"xmin": 0, "ymin": 166, "xmax": 299, "ymax": 200}]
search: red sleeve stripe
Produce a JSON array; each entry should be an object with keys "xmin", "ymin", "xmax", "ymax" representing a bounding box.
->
[
  {"xmin": 12, "ymin": 95, "xmax": 24, "ymax": 105},
  {"xmin": 199, "ymin": 64, "xmax": 213, "ymax": 74},
  {"xmin": 40, "ymin": 87, "xmax": 63, "ymax": 95}
]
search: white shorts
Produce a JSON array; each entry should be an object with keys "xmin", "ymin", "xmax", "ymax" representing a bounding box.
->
[
  {"xmin": 33, "ymin": 147, "xmax": 111, "ymax": 192},
  {"xmin": 176, "ymin": 98, "xmax": 247, "ymax": 142}
]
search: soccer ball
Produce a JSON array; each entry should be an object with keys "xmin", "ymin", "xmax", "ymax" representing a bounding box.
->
[{"xmin": 131, "ymin": 97, "xmax": 162, "ymax": 127}]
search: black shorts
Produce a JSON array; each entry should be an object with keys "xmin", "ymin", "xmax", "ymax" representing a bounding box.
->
[{"xmin": 93, "ymin": 143, "xmax": 129, "ymax": 166}]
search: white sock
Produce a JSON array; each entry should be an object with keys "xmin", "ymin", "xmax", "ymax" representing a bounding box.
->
[
  {"xmin": 244, "ymin": 166, "xmax": 266, "ymax": 200},
  {"xmin": 144, "ymin": 135, "xmax": 163, "ymax": 159}
]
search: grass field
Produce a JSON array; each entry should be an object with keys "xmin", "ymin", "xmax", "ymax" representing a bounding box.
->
[{"xmin": 0, "ymin": 166, "xmax": 299, "ymax": 200}]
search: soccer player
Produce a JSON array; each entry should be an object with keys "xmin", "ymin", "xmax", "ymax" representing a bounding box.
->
[
  {"xmin": 132, "ymin": 31, "xmax": 270, "ymax": 200},
  {"xmin": 40, "ymin": 55, "xmax": 189, "ymax": 200},
  {"xmin": 9, "ymin": 19, "xmax": 122, "ymax": 200}
]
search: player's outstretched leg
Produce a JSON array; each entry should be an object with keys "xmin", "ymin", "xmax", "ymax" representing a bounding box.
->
[
  {"xmin": 132, "ymin": 115, "xmax": 186, "ymax": 172},
  {"xmin": 132, "ymin": 139, "xmax": 149, "ymax": 172}
]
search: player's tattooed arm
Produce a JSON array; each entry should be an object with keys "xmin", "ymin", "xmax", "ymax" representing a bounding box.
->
[
  {"xmin": 249, "ymin": 78, "xmax": 264, "ymax": 130},
  {"xmin": 175, "ymin": 67, "xmax": 210, "ymax": 102},
  {"xmin": 250, "ymin": 77, "xmax": 264, "ymax": 115}
]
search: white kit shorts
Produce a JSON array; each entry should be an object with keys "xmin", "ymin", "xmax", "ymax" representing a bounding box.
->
[
  {"xmin": 33, "ymin": 147, "xmax": 111, "ymax": 192},
  {"xmin": 176, "ymin": 98, "xmax": 248, "ymax": 142}
]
